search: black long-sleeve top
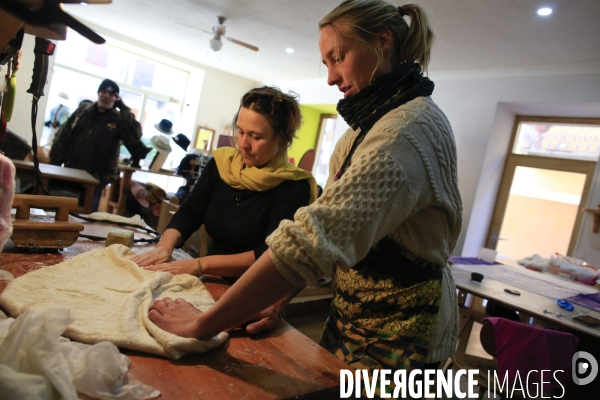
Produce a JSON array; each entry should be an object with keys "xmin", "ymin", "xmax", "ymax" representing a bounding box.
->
[{"xmin": 166, "ymin": 158, "xmax": 311, "ymax": 259}]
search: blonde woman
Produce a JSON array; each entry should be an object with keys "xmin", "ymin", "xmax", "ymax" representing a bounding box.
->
[{"xmin": 149, "ymin": 1, "xmax": 462, "ymax": 393}]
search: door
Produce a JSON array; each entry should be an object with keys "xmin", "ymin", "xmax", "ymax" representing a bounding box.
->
[{"xmin": 487, "ymin": 117, "xmax": 600, "ymax": 259}]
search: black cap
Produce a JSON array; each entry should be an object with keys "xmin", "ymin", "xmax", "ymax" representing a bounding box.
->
[
  {"xmin": 172, "ymin": 133, "xmax": 191, "ymax": 151},
  {"xmin": 98, "ymin": 79, "xmax": 119, "ymax": 94}
]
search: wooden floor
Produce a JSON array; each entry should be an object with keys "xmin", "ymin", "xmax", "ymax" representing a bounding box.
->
[{"xmin": 283, "ymin": 300, "xmax": 330, "ymax": 343}]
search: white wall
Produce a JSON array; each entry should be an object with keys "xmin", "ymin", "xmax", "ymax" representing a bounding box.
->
[
  {"xmin": 196, "ymin": 69, "xmax": 258, "ymax": 146},
  {"xmin": 275, "ymin": 65, "xmax": 600, "ymax": 256},
  {"xmin": 433, "ymin": 68, "xmax": 600, "ymax": 256},
  {"xmin": 461, "ymin": 102, "xmax": 515, "ymax": 256},
  {"xmin": 573, "ymin": 160, "xmax": 600, "ymax": 267}
]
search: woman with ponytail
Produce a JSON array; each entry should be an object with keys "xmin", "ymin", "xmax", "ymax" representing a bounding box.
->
[{"xmin": 149, "ymin": 2, "xmax": 462, "ymax": 393}]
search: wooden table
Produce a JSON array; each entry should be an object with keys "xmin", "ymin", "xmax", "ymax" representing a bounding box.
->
[
  {"xmin": 106, "ymin": 165, "xmax": 182, "ymax": 216},
  {"xmin": 11, "ymin": 159, "xmax": 99, "ymax": 214},
  {"xmin": 0, "ymin": 220, "xmax": 346, "ymax": 400}
]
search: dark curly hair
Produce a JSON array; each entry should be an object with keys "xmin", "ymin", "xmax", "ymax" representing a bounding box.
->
[{"xmin": 231, "ymin": 86, "xmax": 302, "ymax": 157}]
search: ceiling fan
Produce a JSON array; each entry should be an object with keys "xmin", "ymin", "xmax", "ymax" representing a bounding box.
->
[{"xmin": 176, "ymin": 16, "xmax": 259, "ymax": 52}]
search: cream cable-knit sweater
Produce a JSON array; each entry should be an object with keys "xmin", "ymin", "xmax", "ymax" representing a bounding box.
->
[{"xmin": 267, "ymin": 96, "xmax": 462, "ymax": 362}]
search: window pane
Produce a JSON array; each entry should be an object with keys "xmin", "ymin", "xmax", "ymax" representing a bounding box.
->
[
  {"xmin": 513, "ymin": 122, "xmax": 600, "ymax": 161},
  {"xmin": 119, "ymin": 89, "xmax": 143, "ymax": 120},
  {"xmin": 141, "ymin": 97, "xmax": 181, "ymax": 139},
  {"xmin": 313, "ymin": 117, "xmax": 338, "ymax": 187},
  {"xmin": 126, "ymin": 56, "xmax": 188, "ymax": 100},
  {"xmin": 41, "ymin": 67, "xmax": 102, "ymax": 145},
  {"xmin": 55, "ymin": 34, "xmax": 129, "ymax": 82},
  {"xmin": 497, "ymin": 167, "xmax": 586, "ymax": 259}
]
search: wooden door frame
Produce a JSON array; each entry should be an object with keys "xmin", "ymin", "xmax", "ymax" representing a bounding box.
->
[
  {"xmin": 314, "ymin": 114, "xmax": 337, "ymax": 149},
  {"xmin": 486, "ymin": 116, "xmax": 600, "ymax": 255}
]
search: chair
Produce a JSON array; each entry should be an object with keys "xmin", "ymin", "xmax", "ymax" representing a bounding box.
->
[
  {"xmin": 157, "ymin": 199, "xmax": 211, "ymax": 257},
  {"xmin": 449, "ymin": 317, "xmax": 579, "ymax": 399},
  {"xmin": 297, "ymin": 149, "xmax": 316, "ymax": 172}
]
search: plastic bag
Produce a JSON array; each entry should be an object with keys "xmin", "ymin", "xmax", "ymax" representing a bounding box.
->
[
  {"xmin": 0, "ymin": 308, "xmax": 160, "ymax": 400},
  {"xmin": 0, "ymin": 308, "xmax": 78, "ymax": 399}
]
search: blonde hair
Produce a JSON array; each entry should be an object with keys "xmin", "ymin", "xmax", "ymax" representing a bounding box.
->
[{"xmin": 319, "ymin": 0, "xmax": 434, "ymax": 73}]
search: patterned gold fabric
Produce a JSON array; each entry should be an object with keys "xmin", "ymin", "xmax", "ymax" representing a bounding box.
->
[
  {"xmin": 320, "ymin": 260, "xmax": 443, "ymax": 397},
  {"xmin": 333, "ymin": 268, "xmax": 442, "ymax": 336}
]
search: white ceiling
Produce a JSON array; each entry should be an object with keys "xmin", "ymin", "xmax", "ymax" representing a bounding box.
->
[{"xmin": 64, "ymin": 0, "xmax": 600, "ymax": 84}]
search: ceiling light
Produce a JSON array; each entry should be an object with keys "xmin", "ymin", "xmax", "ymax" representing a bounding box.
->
[
  {"xmin": 210, "ymin": 38, "xmax": 223, "ymax": 51},
  {"xmin": 537, "ymin": 7, "xmax": 552, "ymax": 16},
  {"xmin": 285, "ymin": 48, "xmax": 294, "ymax": 54}
]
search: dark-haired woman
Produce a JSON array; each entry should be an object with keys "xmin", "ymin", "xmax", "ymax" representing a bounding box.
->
[{"xmin": 133, "ymin": 86, "xmax": 318, "ymax": 278}]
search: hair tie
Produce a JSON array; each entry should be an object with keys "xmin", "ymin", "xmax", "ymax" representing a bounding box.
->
[{"xmin": 397, "ymin": 6, "xmax": 406, "ymax": 17}]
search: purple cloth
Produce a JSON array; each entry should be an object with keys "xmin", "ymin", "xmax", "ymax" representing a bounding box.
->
[
  {"xmin": 565, "ymin": 292, "xmax": 600, "ymax": 313},
  {"xmin": 484, "ymin": 317, "xmax": 579, "ymax": 392},
  {"xmin": 449, "ymin": 256, "xmax": 501, "ymax": 265}
]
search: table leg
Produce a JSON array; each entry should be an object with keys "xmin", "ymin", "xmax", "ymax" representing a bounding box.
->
[
  {"xmin": 116, "ymin": 171, "xmax": 133, "ymax": 216},
  {"xmin": 82, "ymin": 183, "xmax": 95, "ymax": 214}
]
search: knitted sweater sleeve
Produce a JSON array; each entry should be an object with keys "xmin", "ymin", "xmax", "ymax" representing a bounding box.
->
[{"xmin": 266, "ymin": 115, "xmax": 432, "ymax": 287}]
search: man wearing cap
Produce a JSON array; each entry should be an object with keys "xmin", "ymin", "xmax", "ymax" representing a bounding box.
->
[{"xmin": 50, "ymin": 78, "xmax": 151, "ymax": 211}]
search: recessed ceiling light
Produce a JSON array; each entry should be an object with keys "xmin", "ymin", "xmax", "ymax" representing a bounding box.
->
[
  {"xmin": 537, "ymin": 7, "xmax": 552, "ymax": 16},
  {"xmin": 285, "ymin": 48, "xmax": 294, "ymax": 54}
]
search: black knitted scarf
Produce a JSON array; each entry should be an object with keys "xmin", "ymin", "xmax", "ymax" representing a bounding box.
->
[{"xmin": 334, "ymin": 63, "xmax": 434, "ymax": 181}]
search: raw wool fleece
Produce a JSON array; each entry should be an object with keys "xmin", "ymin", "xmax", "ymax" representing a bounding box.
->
[
  {"xmin": 267, "ymin": 96, "xmax": 462, "ymax": 362},
  {"xmin": 0, "ymin": 245, "xmax": 228, "ymax": 359}
]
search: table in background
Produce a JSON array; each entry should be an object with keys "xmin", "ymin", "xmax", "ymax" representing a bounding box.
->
[
  {"xmin": 11, "ymin": 159, "xmax": 99, "ymax": 214},
  {"xmin": 451, "ymin": 257, "xmax": 600, "ymax": 396},
  {"xmin": 0, "ymin": 220, "xmax": 346, "ymax": 399},
  {"xmin": 451, "ymin": 256, "xmax": 600, "ymax": 343}
]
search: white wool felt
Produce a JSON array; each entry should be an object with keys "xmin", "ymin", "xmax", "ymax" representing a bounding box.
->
[{"xmin": 0, "ymin": 245, "xmax": 227, "ymax": 359}]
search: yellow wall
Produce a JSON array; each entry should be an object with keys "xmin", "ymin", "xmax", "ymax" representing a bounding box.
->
[{"xmin": 288, "ymin": 104, "xmax": 337, "ymax": 165}]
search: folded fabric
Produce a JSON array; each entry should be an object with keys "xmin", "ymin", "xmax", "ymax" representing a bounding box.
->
[
  {"xmin": 88, "ymin": 212, "xmax": 148, "ymax": 227},
  {"xmin": 484, "ymin": 317, "xmax": 579, "ymax": 391},
  {"xmin": 0, "ymin": 245, "xmax": 228, "ymax": 359}
]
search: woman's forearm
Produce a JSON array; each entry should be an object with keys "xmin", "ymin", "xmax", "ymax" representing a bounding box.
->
[
  {"xmin": 157, "ymin": 228, "xmax": 183, "ymax": 250},
  {"xmin": 201, "ymin": 251, "xmax": 255, "ymax": 277},
  {"xmin": 192, "ymin": 251, "xmax": 299, "ymax": 340}
]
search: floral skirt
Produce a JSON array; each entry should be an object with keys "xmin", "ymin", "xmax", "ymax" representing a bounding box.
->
[{"xmin": 320, "ymin": 240, "xmax": 444, "ymax": 396}]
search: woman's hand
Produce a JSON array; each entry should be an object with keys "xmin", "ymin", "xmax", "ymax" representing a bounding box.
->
[
  {"xmin": 131, "ymin": 245, "xmax": 172, "ymax": 266},
  {"xmin": 148, "ymin": 297, "xmax": 202, "ymax": 338},
  {"xmin": 143, "ymin": 258, "xmax": 199, "ymax": 276}
]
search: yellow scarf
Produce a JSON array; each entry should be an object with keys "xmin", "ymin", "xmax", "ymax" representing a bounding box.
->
[{"xmin": 212, "ymin": 147, "xmax": 318, "ymax": 204}]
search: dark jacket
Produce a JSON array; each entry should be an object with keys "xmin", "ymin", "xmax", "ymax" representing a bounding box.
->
[{"xmin": 49, "ymin": 102, "xmax": 143, "ymax": 183}]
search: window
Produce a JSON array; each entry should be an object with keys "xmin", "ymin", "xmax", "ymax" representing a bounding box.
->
[
  {"xmin": 43, "ymin": 30, "xmax": 204, "ymax": 192},
  {"xmin": 487, "ymin": 117, "xmax": 600, "ymax": 257},
  {"xmin": 313, "ymin": 115, "xmax": 338, "ymax": 187},
  {"xmin": 513, "ymin": 121, "xmax": 600, "ymax": 161}
]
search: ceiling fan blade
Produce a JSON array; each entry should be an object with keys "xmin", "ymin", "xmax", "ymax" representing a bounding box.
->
[
  {"xmin": 174, "ymin": 21, "xmax": 212, "ymax": 35},
  {"xmin": 61, "ymin": 0, "xmax": 112, "ymax": 3},
  {"xmin": 224, "ymin": 37, "xmax": 258, "ymax": 52}
]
